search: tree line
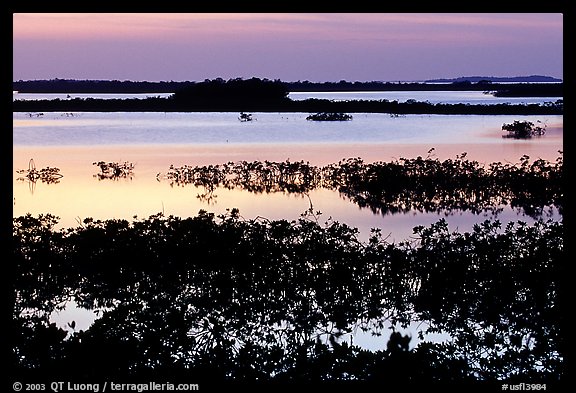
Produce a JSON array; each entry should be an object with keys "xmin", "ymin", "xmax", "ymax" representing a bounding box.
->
[
  {"xmin": 13, "ymin": 77, "xmax": 563, "ymax": 115},
  {"xmin": 13, "ymin": 77, "xmax": 563, "ymax": 96}
]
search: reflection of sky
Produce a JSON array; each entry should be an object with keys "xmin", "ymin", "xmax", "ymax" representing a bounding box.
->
[
  {"xmin": 13, "ymin": 141, "xmax": 562, "ymax": 242},
  {"xmin": 13, "ymin": 93, "xmax": 173, "ymax": 101},
  {"xmin": 15, "ymin": 123, "xmax": 561, "ymax": 355},
  {"xmin": 13, "ymin": 111, "xmax": 563, "ymax": 147},
  {"xmin": 288, "ymin": 90, "xmax": 561, "ymax": 105},
  {"xmin": 13, "ymin": 109, "xmax": 563, "ymax": 255},
  {"xmin": 49, "ymin": 300, "xmax": 451, "ymax": 352},
  {"xmin": 14, "ymin": 91, "xmax": 562, "ymax": 105}
]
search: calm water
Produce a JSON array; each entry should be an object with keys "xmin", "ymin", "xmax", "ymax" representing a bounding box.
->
[
  {"xmin": 13, "ymin": 111, "xmax": 563, "ymax": 147},
  {"xmin": 13, "ymin": 94, "xmax": 563, "ymax": 349},
  {"xmin": 13, "ymin": 110, "xmax": 563, "ymax": 238},
  {"xmin": 288, "ymin": 90, "xmax": 561, "ymax": 105},
  {"xmin": 13, "ymin": 92, "xmax": 173, "ymax": 100}
]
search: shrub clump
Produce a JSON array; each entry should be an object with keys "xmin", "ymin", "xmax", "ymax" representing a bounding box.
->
[
  {"xmin": 502, "ymin": 120, "xmax": 546, "ymax": 139},
  {"xmin": 306, "ymin": 112, "xmax": 353, "ymax": 121}
]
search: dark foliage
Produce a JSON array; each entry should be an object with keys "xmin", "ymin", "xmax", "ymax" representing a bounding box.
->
[
  {"xmin": 12, "ymin": 154, "xmax": 564, "ymax": 383},
  {"xmin": 15, "ymin": 159, "xmax": 63, "ymax": 185},
  {"xmin": 288, "ymin": 98, "xmax": 563, "ymax": 116},
  {"xmin": 490, "ymin": 83, "xmax": 563, "ymax": 97},
  {"xmin": 12, "ymin": 210, "xmax": 563, "ymax": 382},
  {"xmin": 13, "ymin": 78, "xmax": 563, "ymax": 114},
  {"xmin": 169, "ymin": 77, "xmax": 290, "ymax": 111},
  {"xmin": 323, "ymin": 153, "xmax": 563, "ymax": 218},
  {"xmin": 306, "ymin": 112, "xmax": 353, "ymax": 121},
  {"xmin": 238, "ymin": 112, "xmax": 254, "ymax": 122},
  {"xmin": 158, "ymin": 153, "xmax": 563, "ymax": 219},
  {"xmin": 12, "ymin": 96, "xmax": 563, "ymax": 115},
  {"xmin": 502, "ymin": 120, "xmax": 546, "ymax": 139},
  {"xmin": 13, "ymin": 78, "xmax": 562, "ymax": 96},
  {"xmin": 92, "ymin": 161, "xmax": 135, "ymax": 180}
]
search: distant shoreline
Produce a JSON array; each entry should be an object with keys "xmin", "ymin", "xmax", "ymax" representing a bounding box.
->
[
  {"xmin": 423, "ymin": 75, "xmax": 562, "ymax": 83},
  {"xmin": 12, "ymin": 97, "xmax": 563, "ymax": 115},
  {"xmin": 12, "ymin": 77, "xmax": 563, "ymax": 115},
  {"xmin": 13, "ymin": 78, "xmax": 562, "ymax": 94}
]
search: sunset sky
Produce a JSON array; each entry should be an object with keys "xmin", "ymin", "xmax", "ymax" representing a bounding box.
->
[{"xmin": 13, "ymin": 13, "xmax": 563, "ymax": 82}]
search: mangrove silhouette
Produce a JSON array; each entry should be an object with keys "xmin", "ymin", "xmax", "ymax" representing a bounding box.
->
[
  {"xmin": 92, "ymin": 161, "xmax": 135, "ymax": 180},
  {"xmin": 16, "ymin": 158, "xmax": 63, "ymax": 185},
  {"xmin": 306, "ymin": 112, "xmax": 353, "ymax": 121},
  {"xmin": 238, "ymin": 112, "xmax": 254, "ymax": 122},
  {"xmin": 11, "ymin": 153, "xmax": 564, "ymax": 384},
  {"xmin": 490, "ymin": 83, "xmax": 563, "ymax": 97},
  {"xmin": 158, "ymin": 153, "xmax": 563, "ymax": 219},
  {"xmin": 502, "ymin": 120, "xmax": 546, "ymax": 139},
  {"xmin": 12, "ymin": 77, "xmax": 563, "ymax": 115},
  {"xmin": 169, "ymin": 77, "xmax": 291, "ymax": 111},
  {"xmin": 12, "ymin": 209, "xmax": 563, "ymax": 383}
]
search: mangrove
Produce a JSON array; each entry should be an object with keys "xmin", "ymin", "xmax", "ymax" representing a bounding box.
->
[
  {"xmin": 11, "ymin": 153, "xmax": 564, "ymax": 385},
  {"xmin": 12, "ymin": 212, "xmax": 563, "ymax": 384},
  {"xmin": 13, "ymin": 77, "xmax": 563, "ymax": 115}
]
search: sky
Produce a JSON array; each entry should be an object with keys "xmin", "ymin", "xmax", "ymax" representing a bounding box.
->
[{"xmin": 12, "ymin": 13, "xmax": 563, "ymax": 82}]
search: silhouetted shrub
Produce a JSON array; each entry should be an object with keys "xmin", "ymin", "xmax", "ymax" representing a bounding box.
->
[
  {"xmin": 11, "ymin": 154, "xmax": 563, "ymax": 382},
  {"xmin": 502, "ymin": 120, "xmax": 546, "ymax": 139},
  {"xmin": 306, "ymin": 112, "xmax": 352, "ymax": 121}
]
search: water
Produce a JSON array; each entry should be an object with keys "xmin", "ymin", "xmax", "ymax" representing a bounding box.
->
[
  {"xmin": 288, "ymin": 90, "xmax": 561, "ymax": 105},
  {"xmin": 14, "ymin": 90, "xmax": 562, "ymax": 106},
  {"xmin": 13, "ymin": 111, "xmax": 563, "ymax": 147},
  {"xmin": 13, "ymin": 92, "xmax": 563, "ymax": 355},
  {"xmin": 13, "ymin": 110, "xmax": 563, "ymax": 236},
  {"xmin": 13, "ymin": 92, "xmax": 173, "ymax": 101}
]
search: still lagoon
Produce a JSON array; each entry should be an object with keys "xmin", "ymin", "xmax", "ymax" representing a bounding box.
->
[
  {"xmin": 13, "ymin": 91, "xmax": 563, "ymax": 352},
  {"xmin": 13, "ymin": 110, "xmax": 562, "ymax": 240}
]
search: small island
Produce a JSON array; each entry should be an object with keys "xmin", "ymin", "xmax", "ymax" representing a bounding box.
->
[
  {"xmin": 306, "ymin": 112, "xmax": 353, "ymax": 121},
  {"xmin": 502, "ymin": 120, "xmax": 546, "ymax": 139}
]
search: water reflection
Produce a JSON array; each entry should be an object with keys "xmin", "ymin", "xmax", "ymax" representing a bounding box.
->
[
  {"xmin": 13, "ymin": 146, "xmax": 563, "ymax": 241},
  {"xmin": 156, "ymin": 154, "xmax": 562, "ymax": 220},
  {"xmin": 12, "ymin": 110, "xmax": 564, "ymax": 382},
  {"xmin": 288, "ymin": 90, "xmax": 562, "ymax": 105},
  {"xmin": 92, "ymin": 161, "xmax": 135, "ymax": 181},
  {"xmin": 13, "ymin": 153, "xmax": 563, "ymax": 381},
  {"xmin": 14, "ymin": 91, "xmax": 561, "ymax": 105},
  {"xmin": 13, "ymin": 112, "xmax": 564, "ymax": 147},
  {"xmin": 13, "ymin": 211, "xmax": 562, "ymax": 381}
]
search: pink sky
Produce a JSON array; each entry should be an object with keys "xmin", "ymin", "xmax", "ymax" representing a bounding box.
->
[{"xmin": 13, "ymin": 13, "xmax": 563, "ymax": 82}]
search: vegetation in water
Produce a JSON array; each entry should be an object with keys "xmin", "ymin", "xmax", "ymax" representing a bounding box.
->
[
  {"xmin": 238, "ymin": 112, "xmax": 254, "ymax": 122},
  {"xmin": 502, "ymin": 120, "xmax": 546, "ymax": 139},
  {"xmin": 11, "ymin": 211, "xmax": 563, "ymax": 383},
  {"xmin": 92, "ymin": 161, "xmax": 135, "ymax": 180},
  {"xmin": 16, "ymin": 158, "xmax": 63, "ymax": 184},
  {"xmin": 158, "ymin": 152, "xmax": 563, "ymax": 219},
  {"xmin": 306, "ymin": 112, "xmax": 353, "ymax": 121},
  {"xmin": 11, "ymin": 153, "xmax": 564, "ymax": 385}
]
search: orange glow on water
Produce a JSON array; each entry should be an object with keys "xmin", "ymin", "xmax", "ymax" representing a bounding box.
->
[{"xmin": 14, "ymin": 139, "xmax": 563, "ymax": 235}]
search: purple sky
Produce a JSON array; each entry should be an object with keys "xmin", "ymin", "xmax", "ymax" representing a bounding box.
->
[{"xmin": 13, "ymin": 13, "xmax": 563, "ymax": 82}]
